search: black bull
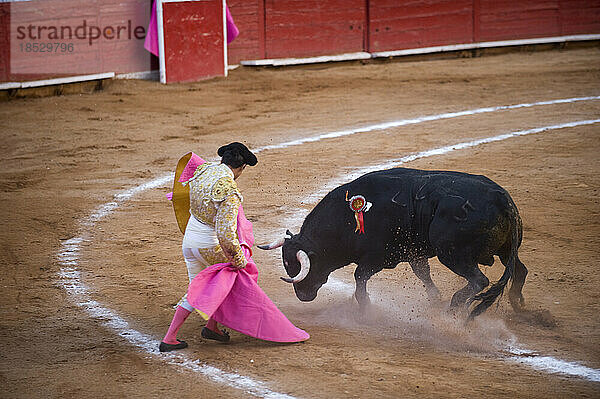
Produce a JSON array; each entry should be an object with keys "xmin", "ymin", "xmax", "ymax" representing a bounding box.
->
[{"xmin": 259, "ymin": 167, "xmax": 528, "ymax": 319}]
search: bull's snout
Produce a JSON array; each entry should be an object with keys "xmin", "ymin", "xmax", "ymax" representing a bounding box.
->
[{"xmin": 294, "ymin": 285, "xmax": 318, "ymax": 302}]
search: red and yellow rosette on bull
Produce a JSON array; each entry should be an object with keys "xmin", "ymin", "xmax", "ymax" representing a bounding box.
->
[{"xmin": 346, "ymin": 191, "xmax": 370, "ymax": 234}]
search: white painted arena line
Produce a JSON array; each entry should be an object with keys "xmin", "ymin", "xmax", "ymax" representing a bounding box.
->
[
  {"xmin": 506, "ymin": 347, "xmax": 600, "ymax": 383},
  {"xmin": 57, "ymin": 266, "xmax": 295, "ymax": 398},
  {"xmin": 310, "ymin": 118, "xmax": 600, "ymax": 384},
  {"xmin": 57, "ymin": 176, "xmax": 297, "ymax": 399},
  {"xmin": 252, "ymin": 96, "xmax": 600, "ymax": 154},
  {"xmin": 315, "ymin": 273, "xmax": 600, "ymax": 383},
  {"xmin": 305, "ymin": 118, "xmax": 600, "ymax": 203},
  {"xmin": 55, "ymin": 96, "xmax": 600, "ymax": 395}
]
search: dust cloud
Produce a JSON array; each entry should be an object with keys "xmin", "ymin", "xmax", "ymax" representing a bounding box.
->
[{"xmin": 302, "ymin": 269, "xmax": 518, "ymax": 355}]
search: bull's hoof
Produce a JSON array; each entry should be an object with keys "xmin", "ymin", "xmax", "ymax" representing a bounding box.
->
[
  {"xmin": 428, "ymin": 298, "xmax": 447, "ymax": 312},
  {"xmin": 445, "ymin": 303, "xmax": 469, "ymax": 321},
  {"xmin": 450, "ymin": 297, "xmax": 466, "ymax": 309},
  {"xmin": 426, "ymin": 288, "xmax": 442, "ymax": 304},
  {"xmin": 354, "ymin": 293, "xmax": 371, "ymax": 307},
  {"xmin": 509, "ymin": 294, "xmax": 525, "ymax": 312}
]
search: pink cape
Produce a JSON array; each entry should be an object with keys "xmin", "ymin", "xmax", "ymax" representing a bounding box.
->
[
  {"xmin": 168, "ymin": 153, "xmax": 309, "ymax": 343},
  {"xmin": 144, "ymin": 1, "xmax": 240, "ymax": 57}
]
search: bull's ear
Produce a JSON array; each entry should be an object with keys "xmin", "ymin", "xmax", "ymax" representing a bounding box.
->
[{"xmin": 285, "ymin": 229, "xmax": 294, "ymax": 238}]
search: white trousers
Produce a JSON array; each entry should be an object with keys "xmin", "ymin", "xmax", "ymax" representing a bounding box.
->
[{"xmin": 178, "ymin": 216, "xmax": 216, "ymax": 312}]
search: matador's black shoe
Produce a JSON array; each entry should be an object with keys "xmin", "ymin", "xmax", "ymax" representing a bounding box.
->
[
  {"xmin": 159, "ymin": 340, "xmax": 188, "ymax": 352},
  {"xmin": 201, "ymin": 327, "xmax": 230, "ymax": 343}
]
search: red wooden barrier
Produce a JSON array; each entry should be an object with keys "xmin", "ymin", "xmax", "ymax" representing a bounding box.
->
[
  {"xmin": 227, "ymin": 0, "xmax": 264, "ymax": 64},
  {"xmin": 369, "ymin": 0, "xmax": 473, "ymax": 52},
  {"xmin": 475, "ymin": 0, "xmax": 561, "ymax": 42},
  {"xmin": 4, "ymin": 0, "xmax": 151, "ymax": 82},
  {"xmin": 264, "ymin": 0, "xmax": 366, "ymax": 58},
  {"xmin": 0, "ymin": 3, "xmax": 10, "ymax": 82},
  {"xmin": 559, "ymin": 0, "xmax": 600, "ymax": 35},
  {"xmin": 160, "ymin": 0, "xmax": 226, "ymax": 83},
  {"xmin": 1, "ymin": 0, "xmax": 599, "ymax": 84}
]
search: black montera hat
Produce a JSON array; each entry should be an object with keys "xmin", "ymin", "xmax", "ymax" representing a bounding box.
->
[{"xmin": 217, "ymin": 142, "xmax": 258, "ymax": 166}]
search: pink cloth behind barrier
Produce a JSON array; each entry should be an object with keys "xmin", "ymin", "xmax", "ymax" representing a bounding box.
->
[
  {"xmin": 144, "ymin": 0, "xmax": 159, "ymax": 56},
  {"xmin": 144, "ymin": 1, "xmax": 240, "ymax": 57},
  {"xmin": 169, "ymin": 152, "xmax": 309, "ymax": 343},
  {"xmin": 225, "ymin": 6, "xmax": 240, "ymax": 44}
]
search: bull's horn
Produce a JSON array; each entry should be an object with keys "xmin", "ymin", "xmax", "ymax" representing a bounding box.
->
[
  {"xmin": 281, "ymin": 250, "xmax": 311, "ymax": 284},
  {"xmin": 257, "ymin": 237, "xmax": 285, "ymax": 250}
]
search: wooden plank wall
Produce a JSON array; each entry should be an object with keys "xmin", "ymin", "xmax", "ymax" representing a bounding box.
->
[
  {"xmin": 231, "ymin": 0, "xmax": 600, "ymax": 58},
  {"xmin": 3, "ymin": 0, "xmax": 151, "ymax": 82},
  {"xmin": 559, "ymin": 0, "xmax": 600, "ymax": 35},
  {"xmin": 227, "ymin": 0, "xmax": 264, "ymax": 64},
  {"xmin": 0, "ymin": 3, "xmax": 9, "ymax": 82},
  {"xmin": 162, "ymin": 0, "xmax": 225, "ymax": 83},
  {"xmin": 475, "ymin": 0, "xmax": 561, "ymax": 42},
  {"xmin": 264, "ymin": 0, "xmax": 366, "ymax": 58},
  {"xmin": 370, "ymin": 0, "xmax": 600, "ymax": 52},
  {"xmin": 1, "ymin": 0, "xmax": 599, "ymax": 83},
  {"xmin": 368, "ymin": 0, "xmax": 473, "ymax": 52},
  {"xmin": 475, "ymin": 0, "xmax": 600, "ymax": 41}
]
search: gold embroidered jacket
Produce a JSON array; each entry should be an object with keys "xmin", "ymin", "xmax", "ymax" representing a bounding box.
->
[{"xmin": 188, "ymin": 162, "xmax": 246, "ymax": 268}]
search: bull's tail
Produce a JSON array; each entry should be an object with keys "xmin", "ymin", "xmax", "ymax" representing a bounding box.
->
[{"xmin": 468, "ymin": 225, "xmax": 519, "ymax": 320}]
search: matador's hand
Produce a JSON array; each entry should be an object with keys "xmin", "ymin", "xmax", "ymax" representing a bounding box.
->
[{"xmin": 229, "ymin": 261, "xmax": 246, "ymax": 270}]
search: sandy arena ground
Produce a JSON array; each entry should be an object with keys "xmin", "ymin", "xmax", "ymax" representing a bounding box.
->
[{"xmin": 1, "ymin": 46, "xmax": 599, "ymax": 398}]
